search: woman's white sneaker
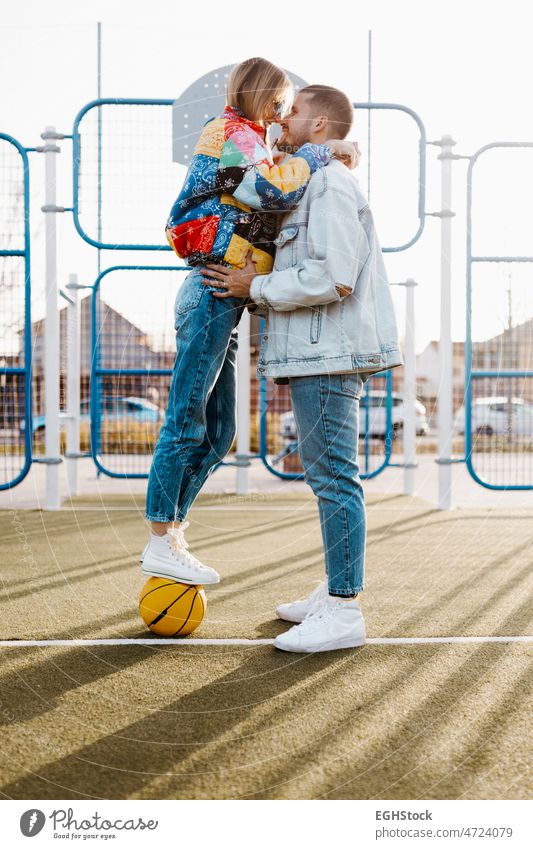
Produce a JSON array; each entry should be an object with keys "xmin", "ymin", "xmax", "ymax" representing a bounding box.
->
[
  {"xmin": 141, "ymin": 524, "xmax": 220, "ymax": 585},
  {"xmin": 274, "ymin": 595, "xmax": 365, "ymax": 653},
  {"xmin": 275, "ymin": 581, "xmax": 328, "ymax": 623}
]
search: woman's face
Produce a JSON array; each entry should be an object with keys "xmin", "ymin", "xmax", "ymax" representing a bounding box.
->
[{"xmin": 261, "ymin": 88, "xmax": 294, "ymax": 126}]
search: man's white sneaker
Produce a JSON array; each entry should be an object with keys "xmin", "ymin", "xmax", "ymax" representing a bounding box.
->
[
  {"xmin": 141, "ymin": 523, "xmax": 220, "ymax": 585},
  {"xmin": 274, "ymin": 594, "xmax": 365, "ymax": 653},
  {"xmin": 275, "ymin": 581, "xmax": 328, "ymax": 623}
]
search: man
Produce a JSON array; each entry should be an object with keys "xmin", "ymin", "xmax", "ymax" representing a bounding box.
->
[{"xmin": 201, "ymin": 85, "xmax": 403, "ymax": 653}]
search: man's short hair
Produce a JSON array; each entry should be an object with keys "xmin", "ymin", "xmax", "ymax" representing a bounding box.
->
[{"xmin": 299, "ymin": 84, "xmax": 354, "ymax": 139}]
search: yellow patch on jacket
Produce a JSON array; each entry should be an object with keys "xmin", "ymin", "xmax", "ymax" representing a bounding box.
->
[
  {"xmin": 194, "ymin": 118, "xmax": 225, "ymax": 159},
  {"xmin": 225, "ymin": 233, "xmax": 273, "ymax": 273},
  {"xmin": 220, "ymin": 193, "xmax": 251, "ymax": 213},
  {"xmin": 256, "ymin": 157, "xmax": 311, "ymax": 194}
]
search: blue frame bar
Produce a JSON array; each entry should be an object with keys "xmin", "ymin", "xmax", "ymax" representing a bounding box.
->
[
  {"xmin": 258, "ymin": 365, "xmax": 394, "ymax": 481},
  {"xmin": 72, "ymin": 99, "xmax": 174, "ymax": 251},
  {"xmin": 90, "ymin": 264, "xmax": 185, "ymax": 478},
  {"xmin": 90, "ymin": 264, "xmax": 232, "ymax": 482},
  {"xmin": 79, "ymin": 99, "xmax": 426, "ymax": 483},
  {"xmin": 364, "ymin": 370, "xmax": 395, "ymax": 479},
  {"xmin": 353, "ymin": 102, "xmax": 427, "ymax": 252},
  {"xmin": 0, "ymin": 133, "xmax": 33, "ymax": 490},
  {"xmin": 72, "ymin": 98, "xmax": 426, "ymax": 254},
  {"xmin": 465, "ymin": 141, "xmax": 533, "ymax": 490},
  {"xmin": 254, "ymin": 103, "xmax": 424, "ymax": 480}
]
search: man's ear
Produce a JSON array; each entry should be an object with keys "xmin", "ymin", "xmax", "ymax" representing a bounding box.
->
[{"xmin": 313, "ymin": 115, "xmax": 328, "ymax": 132}]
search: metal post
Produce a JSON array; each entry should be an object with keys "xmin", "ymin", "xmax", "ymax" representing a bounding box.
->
[
  {"xmin": 65, "ymin": 274, "xmax": 81, "ymax": 495},
  {"xmin": 42, "ymin": 126, "xmax": 61, "ymax": 510},
  {"xmin": 367, "ymin": 29, "xmax": 373, "ymax": 202},
  {"xmin": 399, "ymin": 278, "xmax": 418, "ymax": 495},
  {"xmin": 236, "ymin": 311, "xmax": 251, "ymax": 495},
  {"xmin": 436, "ymin": 135, "xmax": 456, "ymax": 510},
  {"xmin": 97, "ymin": 21, "xmax": 102, "ymax": 277}
]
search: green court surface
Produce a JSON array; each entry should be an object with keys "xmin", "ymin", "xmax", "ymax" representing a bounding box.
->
[{"xmin": 0, "ymin": 492, "xmax": 531, "ymax": 799}]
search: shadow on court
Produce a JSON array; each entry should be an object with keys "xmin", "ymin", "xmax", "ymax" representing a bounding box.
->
[{"xmin": 0, "ymin": 493, "xmax": 531, "ymax": 799}]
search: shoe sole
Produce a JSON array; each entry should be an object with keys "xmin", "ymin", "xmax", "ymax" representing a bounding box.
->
[
  {"xmin": 275, "ymin": 610, "xmax": 305, "ymax": 624},
  {"xmin": 273, "ymin": 635, "xmax": 366, "ymax": 653},
  {"xmin": 141, "ymin": 567, "xmax": 220, "ymax": 585}
]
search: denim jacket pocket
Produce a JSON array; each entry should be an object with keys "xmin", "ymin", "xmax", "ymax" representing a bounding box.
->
[
  {"xmin": 274, "ymin": 225, "xmax": 299, "ymax": 247},
  {"xmin": 273, "ymin": 225, "xmax": 299, "ymax": 271},
  {"xmin": 310, "ymin": 305, "xmax": 323, "ymax": 344}
]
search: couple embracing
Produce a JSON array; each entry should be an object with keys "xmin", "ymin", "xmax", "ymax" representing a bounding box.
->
[{"xmin": 140, "ymin": 57, "xmax": 403, "ymax": 653}]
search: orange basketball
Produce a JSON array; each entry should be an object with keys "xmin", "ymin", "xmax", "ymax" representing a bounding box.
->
[{"xmin": 139, "ymin": 577, "xmax": 206, "ymax": 637}]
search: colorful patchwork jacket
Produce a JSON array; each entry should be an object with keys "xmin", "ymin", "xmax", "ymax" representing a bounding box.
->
[{"xmin": 165, "ymin": 105, "xmax": 332, "ymax": 273}]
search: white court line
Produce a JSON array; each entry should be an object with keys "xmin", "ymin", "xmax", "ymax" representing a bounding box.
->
[
  {"xmin": 0, "ymin": 636, "xmax": 531, "ymax": 647},
  {"xmin": 62, "ymin": 504, "xmax": 428, "ymax": 513}
]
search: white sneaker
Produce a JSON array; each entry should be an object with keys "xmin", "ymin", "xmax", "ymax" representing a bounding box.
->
[
  {"xmin": 274, "ymin": 595, "xmax": 365, "ymax": 653},
  {"xmin": 140, "ymin": 522, "xmax": 220, "ymax": 585},
  {"xmin": 276, "ymin": 581, "xmax": 328, "ymax": 623}
]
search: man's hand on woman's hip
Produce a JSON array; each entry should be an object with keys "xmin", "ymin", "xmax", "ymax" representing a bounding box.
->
[{"xmin": 201, "ymin": 250, "xmax": 258, "ymax": 299}]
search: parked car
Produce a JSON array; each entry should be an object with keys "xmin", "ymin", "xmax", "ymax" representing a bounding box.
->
[
  {"xmin": 279, "ymin": 390, "xmax": 429, "ymax": 442},
  {"xmin": 454, "ymin": 396, "xmax": 533, "ymax": 437},
  {"xmin": 22, "ymin": 396, "xmax": 164, "ymax": 434}
]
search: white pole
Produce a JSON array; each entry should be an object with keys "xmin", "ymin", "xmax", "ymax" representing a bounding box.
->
[
  {"xmin": 400, "ymin": 278, "xmax": 418, "ymax": 496},
  {"xmin": 236, "ymin": 311, "xmax": 251, "ymax": 495},
  {"xmin": 65, "ymin": 274, "xmax": 81, "ymax": 496},
  {"xmin": 42, "ymin": 126, "xmax": 61, "ymax": 510},
  {"xmin": 436, "ymin": 135, "xmax": 456, "ymax": 510}
]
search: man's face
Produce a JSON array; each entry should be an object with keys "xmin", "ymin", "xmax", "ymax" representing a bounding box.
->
[{"xmin": 276, "ymin": 93, "xmax": 320, "ymax": 153}]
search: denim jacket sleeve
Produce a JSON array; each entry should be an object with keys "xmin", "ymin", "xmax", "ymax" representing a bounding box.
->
[
  {"xmin": 216, "ymin": 122, "xmax": 332, "ymax": 212},
  {"xmin": 249, "ymin": 184, "xmax": 370, "ymax": 311}
]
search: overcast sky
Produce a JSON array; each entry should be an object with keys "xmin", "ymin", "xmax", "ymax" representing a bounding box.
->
[{"xmin": 1, "ymin": 0, "xmax": 532, "ymax": 353}]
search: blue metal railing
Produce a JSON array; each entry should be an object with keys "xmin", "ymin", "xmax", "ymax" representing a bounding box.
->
[
  {"xmin": 72, "ymin": 98, "xmax": 174, "ymax": 252},
  {"xmin": 90, "ymin": 264, "xmax": 248, "ymax": 479},
  {"xmin": 259, "ymin": 368, "xmax": 394, "ymax": 481},
  {"xmin": 353, "ymin": 102, "xmax": 427, "ymax": 252},
  {"xmin": 465, "ymin": 141, "xmax": 533, "ymax": 490},
  {"xmin": 257, "ymin": 103, "xmax": 426, "ymax": 478},
  {"xmin": 75, "ymin": 98, "xmax": 427, "ymax": 481},
  {"xmin": 0, "ymin": 133, "xmax": 33, "ymax": 490},
  {"xmin": 72, "ymin": 98, "xmax": 426, "ymax": 254},
  {"xmin": 90, "ymin": 265, "xmax": 185, "ymax": 478}
]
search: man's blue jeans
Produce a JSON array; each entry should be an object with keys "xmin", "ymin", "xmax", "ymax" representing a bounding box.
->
[
  {"xmin": 145, "ymin": 268, "xmax": 245, "ymax": 523},
  {"xmin": 288, "ymin": 373, "xmax": 366, "ymax": 597}
]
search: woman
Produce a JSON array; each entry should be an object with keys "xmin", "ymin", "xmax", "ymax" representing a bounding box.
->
[{"xmin": 141, "ymin": 57, "xmax": 356, "ymax": 585}]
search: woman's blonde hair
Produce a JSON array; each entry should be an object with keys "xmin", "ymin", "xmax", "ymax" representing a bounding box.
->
[{"xmin": 226, "ymin": 57, "xmax": 292, "ymax": 122}]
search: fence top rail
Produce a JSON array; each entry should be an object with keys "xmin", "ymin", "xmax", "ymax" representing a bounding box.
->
[
  {"xmin": 71, "ymin": 97, "xmax": 426, "ymax": 131},
  {"xmin": 71, "ymin": 98, "xmax": 427, "ymax": 254},
  {"xmin": 72, "ymin": 97, "xmax": 175, "ymax": 132},
  {"xmin": 0, "ymin": 132, "xmax": 31, "ymax": 161},
  {"xmin": 467, "ymin": 140, "xmax": 533, "ymax": 171},
  {"xmin": 91, "ymin": 264, "xmax": 191, "ymax": 295},
  {"xmin": 467, "ymin": 140, "xmax": 533, "ymax": 265},
  {"xmin": 471, "ymin": 255, "xmax": 533, "ymax": 263}
]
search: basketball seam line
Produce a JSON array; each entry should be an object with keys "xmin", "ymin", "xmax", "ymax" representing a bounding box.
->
[
  {"xmin": 147, "ymin": 586, "xmax": 193, "ymax": 628},
  {"xmin": 169, "ymin": 590, "xmax": 199, "ymax": 637},
  {"xmin": 139, "ymin": 580, "xmax": 180, "ymax": 605}
]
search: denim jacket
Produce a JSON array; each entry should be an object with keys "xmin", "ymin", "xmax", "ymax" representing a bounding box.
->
[{"xmin": 249, "ymin": 159, "xmax": 404, "ymax": 381}]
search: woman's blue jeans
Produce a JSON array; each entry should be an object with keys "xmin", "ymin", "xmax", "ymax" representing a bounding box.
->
[
  {"xmin": 288, "ymin": 373, "xmax": 366, "ymax": 597},
  {"xmin": 145, "ymin": 268, "xmax": 245, "ymax": 523}
]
